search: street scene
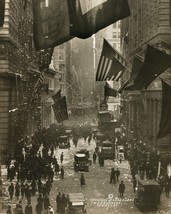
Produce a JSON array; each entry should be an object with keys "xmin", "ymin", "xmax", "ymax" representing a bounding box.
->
[{"xmin": 1, "ymin": 0, "xmax": 171, "ymax": 214}]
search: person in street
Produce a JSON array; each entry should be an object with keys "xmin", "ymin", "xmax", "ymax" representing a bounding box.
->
[
  {"xmin": 93, "ymin": 152, "xmax": 97, "ymax": 164},
  {"xmin": 8, "ymin": 183, "xmax": 14, "ymax": 200},
  {"xmin": 6, "ymin": 205, "xmax": 12, "ymax": 214},
  {"xmin": 165, "ymin": 180, "xmax": 170, "ymax": 197},
  {"xmin": 35, "ymin": 202, "xmax": 43, "ymax": 214},
  {"xmin": 25, "ymin": 202, "xmax": 33, "ymax": 214},
  {"xmin": 37, "ymin": 194, "xmax": 44, "ymax": 211},
  {"xmin": 110, "ymin": 168, "xmax": 116, "ymax": 184},
  {"xmin": 60, "ymin": 152, "xmax": 64, "ymax": 164},
  {"xmin": 56, "ymin": 192, "xmax": 61, "ymax": 214},
  {"xmin": 119, "ymin": 180, "xmax": 125, "ymax": 197},
  {"xmin": 116, "ymin": 168, "xmax": 120, "ymax": 182},
  {"xmin": 43, "ymin": 194, "xmax": 50, "ymax": 214},
  {"xmin": 133, "ymin": 178, "xmax": 137, "ymax": 193},
  {"xmin": 13, "ymin": 202, "xmax": 23, "ymax": 214},
  {"xmin": 15, "ymin": 182, "xmax": 20, "ymax": 200},
  {"xmin": 60, "ymin": 194, "xmax": 67, "ymax": 214},
  {"xmin": 80, "ymin": 173, "xmax": 86, "ymax": 186},
  {"xmin": 61, "ymin": 166, "xmax": 64, "ymax": 179}
]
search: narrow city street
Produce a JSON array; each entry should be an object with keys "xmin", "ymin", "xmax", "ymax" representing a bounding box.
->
[{"xmin": 2, "ymin": 137, "xmax": 169, "ymax": 214}]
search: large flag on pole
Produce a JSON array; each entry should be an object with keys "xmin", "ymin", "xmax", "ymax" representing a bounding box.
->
[
  {"xmin": 68, "ymin": 0, "xmax": 130, "ymax": 38},
  {"xmin": 0, "ymin": 0, "xmax": 5, "ymax": 26},
  {"xmin": 122, "ymin": 45, "xmax": 171, "ymax": 91},
  {"xmin": 157, "ymin": 80, "xmax": 171, "ymax": 139},
  {"xmin": 96, "ymin": 39, "xmax": 129, "ymax": 81},
  {"xmin": 33, "ymin": 0, "xmax": 130, "ymax": 50},
  {"xmin": 32, "ymin": 70, "xmax": 46, "ymax": 97}
]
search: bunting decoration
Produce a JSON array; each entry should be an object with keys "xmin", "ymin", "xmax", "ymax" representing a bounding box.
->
[
  {"xmin": 32, "ymin": 0, "xmax": 130, "ymax": 50},
  {"xmin": 96, "ymin": 39, "xmax": 129, "ymax": 81},
  {"xmin": 157, "ymin": 80, "xmax": 171, "ymax": 139}
]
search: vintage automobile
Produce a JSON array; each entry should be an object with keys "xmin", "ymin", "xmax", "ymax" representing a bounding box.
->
[
  {"xmin": 73, "ymin": 150, "xmax": 91, "ymax": 172},
  {"xmin": 134, "ymin": 175, "xmax": 161, "ymax": 210},
  {"xmin": 66, "ymin": 193, "xmax": 87, "ymax": 214},
  {"xmin": 100, "ymin": 140, "xmax": 115, "ymax": 160},
  {"xmin": 58, "ymin": 135, "xmax": 70, "ymax": 149}
]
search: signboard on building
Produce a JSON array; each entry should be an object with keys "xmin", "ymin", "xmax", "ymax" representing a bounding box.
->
[{"xmin": 100, "ymin": 102, "xmax": 108, "ymax": 111}]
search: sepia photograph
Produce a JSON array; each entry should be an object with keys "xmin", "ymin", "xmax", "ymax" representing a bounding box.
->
[{"xmin": 0, "ymin": 0, "xmax": 171, "ymax": 214}]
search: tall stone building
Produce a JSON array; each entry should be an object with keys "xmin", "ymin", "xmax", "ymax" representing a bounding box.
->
[
  {"xmin": 0, "ymin": 0, "xmax": 54, "ymax": 163},
  {"xmin": 121, "ymin": 0, "xmax": 171, "ymax": 151}
]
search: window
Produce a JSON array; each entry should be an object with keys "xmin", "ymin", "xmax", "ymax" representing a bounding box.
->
[
  {"xmin": 113, "ymin": 43, "xmax": 117, "ymax": 49},
  {"xmin": 113, "ymin": 32, "xmax": 117, "ymax": 38},
  {"xmin": 113, "ymin": 23, "xmax": 117, "ymax": 28},
  {"xmin": 118, "ymin": 32, "xmax": 120, "ymax": 38}
]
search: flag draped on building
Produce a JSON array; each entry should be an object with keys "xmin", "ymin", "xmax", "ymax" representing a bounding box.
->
[
  {"xmin": 32, "ymin": 0, "xmax": 130, "ymax": 50},
  {"xmin": 52, "ymin": 96, "xmax": 68, "ymax": 123},
  {"xmin": 68, "ymin": 0, "xmax": 130, "ymax": 39},
  {"xmin": 96, "ymin": 39, "xmax": 129, "ymax": 81},
  {"xmin": 104, "ymin": 82, "xmax": 118, "ymax": 97},
  {"xmin": 157, "ymin": 80, "xmax": 171, "ymax": 139},
  {"xmin": 0, "ymin": 0, "xmax": 5, "ymax": 27},
  {"xmin": 122, "ymin": 45, "xmax": 171, "ymax": 91}
]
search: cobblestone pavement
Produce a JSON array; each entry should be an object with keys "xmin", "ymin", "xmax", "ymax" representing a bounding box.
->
[{"xmin": 2, "ymin": 138, "xmax": 171, "ymax": 214}]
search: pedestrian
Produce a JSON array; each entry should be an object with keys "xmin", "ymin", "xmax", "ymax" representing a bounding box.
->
[
  {"xmin": 56, "ymin": 192, "xmax": 61, "ymax": 213},
  {"xmin": 25, "ymin": 202, "xmax": 33, "ymax": 214},
  {"xmin": 116, "ymin": 168, "xmax": 120, "ymax": 182},
  {"xmin": 15, "ymin": 182, "xmax": 20, "ymax": 200},
  {"xmin": 118, "ymin": 180, "xmax": 125, "ymax": 197},
  {"xmin": 43, "ymin": 194, "xmax": 50, "ymax": 214},
  {"xmin": 80, "ymin": 173, "xmax": 86, "ymax": 186},
  {"xmin": 55, "ymin": 162, "xmax": 60, "ymax": 176},
  {"xmin": 110, "ymin": 168, "xmax": 116, "ymax": 184},
  {"xmin": 37, "ymin": 194, "xmax": 44, "ymax": 211},
  {"xmin": 165, "ymin": 181, "xmax": 170, "ymax": 197},
  {"xmin": 35, "ymin": 202, "xmax": 43, "ymax": 214},
  {"xmin": 31, "ymin": 179, "xmax": 37, "ymax": 196},
  {"xmin": 6, "ymin": 205, "xmax": 12, "ymax": 214},
  {"xmin": 60, "ymin": 152, "xmax": 64, "ymax": 164},
  {"xmin": 60, "ymin": 194, "xmax": 67, "ymax": 214},
  {"xmin": 132, "ymin": 178, "xmax": 136, "ymax": 193},
  {"xmin": 61, "ymin": 166, "xmax": 64, "ymax": 179},
  {"xmin": 13, "ymin": 203, "xmax": 23, "ymax": 214},
  {"xmin": 20, "ymin": 183, "xmax": 25, "ymax": 200},
  {"xmin": 93, "ymin": 152, "xmax": 97, "ymax": 164},
  {"xmin": 8, "ymin": 183, "xmax": 14, "ymax": 200}
]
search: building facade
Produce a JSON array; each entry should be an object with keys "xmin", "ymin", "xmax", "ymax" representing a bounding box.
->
[
  {"xmin": 121, "ymin": 0, "xmax": 171, "ymax": 151},
  {"xmin": 0, "ymin": 0, "xmax": 54, "ymax": 163}
]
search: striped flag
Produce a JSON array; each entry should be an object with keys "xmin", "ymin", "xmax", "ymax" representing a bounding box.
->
[
  {"xmin": 32, "ymin": 70, "xmax": 45, "ymax": 97},
  {"xmin": 96, "ymin": 39, "xmax": 129, "ymax": 81},
  {"xmin": 52, "ymin": 96, "xmax": 68, "ymax": 123}
]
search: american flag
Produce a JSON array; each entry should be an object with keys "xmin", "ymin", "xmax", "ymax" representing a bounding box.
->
[{"xmin": 96, "ymin": 39, "xmax": 129, "ymax": 81}]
